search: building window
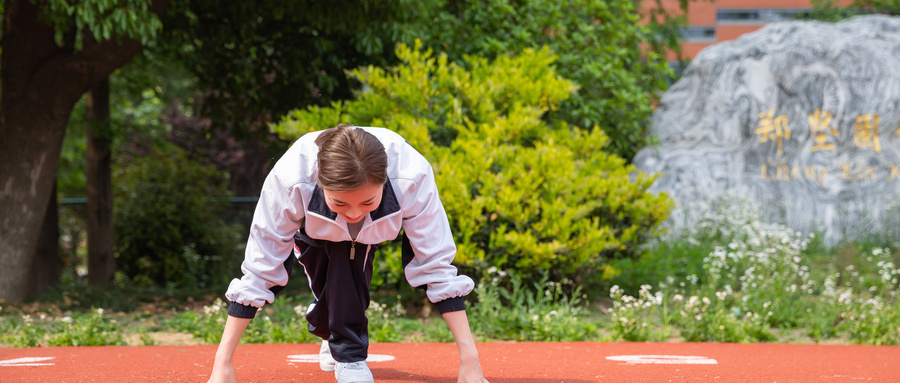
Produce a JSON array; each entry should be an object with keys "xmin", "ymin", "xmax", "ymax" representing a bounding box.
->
[
  {"xmin": 680, "ymin": 26, "xmax": 716, "ymax": 42},
  {"xmin": 717, "ymin": 9, "xmax": 809, "ymax": 23}
]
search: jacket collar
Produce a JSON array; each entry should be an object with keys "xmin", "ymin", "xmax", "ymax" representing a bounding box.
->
[{"xmin": 308, "ymin": 181, "xmax": 400, "ymax": 222}]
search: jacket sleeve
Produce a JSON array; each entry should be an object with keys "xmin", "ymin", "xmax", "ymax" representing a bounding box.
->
[
  {"xmin": 224, "ymin": 171, "xmax": 305, "ymax": 318},
  {"xmin": 401, "ymin": 163, "xmax": 474, "ymax": 313}
]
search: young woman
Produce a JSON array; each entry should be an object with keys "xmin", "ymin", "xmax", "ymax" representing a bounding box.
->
[{"xmin": 207, "ymin": 125, "xmax": 489, "ymax": 383}]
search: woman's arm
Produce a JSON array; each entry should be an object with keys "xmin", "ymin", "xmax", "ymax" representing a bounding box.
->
[
  {"xmin": 442, "ymin": 310, "xmax": 489, "ymax": 383},
  {"xmin": 207, "ymin": 315, "xmax": 252, "ymax": 383}
]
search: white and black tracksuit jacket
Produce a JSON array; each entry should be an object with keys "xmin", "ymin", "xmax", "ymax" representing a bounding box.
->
[{"xmin": 224, "ymin": 127, "xmax": 474, "ymax": 361}]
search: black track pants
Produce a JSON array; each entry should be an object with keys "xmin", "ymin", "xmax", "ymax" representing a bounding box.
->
[{"xmin": 294, "ymin": 229, "xmax": 376, "ymax": 363}]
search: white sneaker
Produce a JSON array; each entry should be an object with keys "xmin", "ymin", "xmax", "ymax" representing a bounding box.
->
[
  {"xmin": 334, "ymin": 360, "xmax": 374, "ymax": 383},
  {"xmin": 319, "ymin": 340, "xmax": 336, "ymax": 372}
]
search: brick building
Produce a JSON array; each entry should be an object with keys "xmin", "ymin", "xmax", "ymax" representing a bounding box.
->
[{"xmin": 645, "ymin": 0, "xmax": 854, "ymax": 59}]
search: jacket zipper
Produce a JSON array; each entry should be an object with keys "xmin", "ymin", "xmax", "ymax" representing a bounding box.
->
[{"xmin": 350, "ymin": 239, "xmax": 357, "ymax": 260}]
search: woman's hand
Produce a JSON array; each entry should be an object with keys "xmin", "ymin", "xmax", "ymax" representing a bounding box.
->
[
  {"xmin": 443, "ymin": 310, "xmax": 490, "ymax": 383},
  {"xmin": 206, "ymin": 315, "xmax": 251, "ymax": 383},
  {"xmin": 206, "ymin": 361, "xmax": 236, "ymax": 383},
  {"xmin": 458, "ymin": 356, "xmax": 490, "ymax": 383}
]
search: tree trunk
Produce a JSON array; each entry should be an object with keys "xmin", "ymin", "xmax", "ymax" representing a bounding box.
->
[
  {"xmin": 29, "ymin": 182, "xmax": 62, "ymax": 297},
  {"xmin": 86, "ymin": 78, "xmax": 116, "ymax": 286},
  {"xmin": 0, "ymin": 0, "xmax": 169, "ymax": 303},
  {"xmin": 0, "ymin": 107, "xmax": 69, "ymax": 304},
  {"xmin": 0, "ymin": 0, "xmax": 72, "ymax": 302}
]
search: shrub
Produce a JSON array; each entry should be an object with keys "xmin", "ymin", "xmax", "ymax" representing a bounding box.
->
[
  {"xmin": 114, "ymin": 148, "xmax": 243, "ymax": 290},
  {"xmin": 272, "ymin": 42, "xmax": 672, "ymax": 289}
]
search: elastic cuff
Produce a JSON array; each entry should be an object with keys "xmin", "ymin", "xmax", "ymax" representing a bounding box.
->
[
  {"xmin": 435, "ymin": 296, "xmax": 466, "ymax": 314},
  {"xmin": 228, "ymin": 301, "xmax": 259, "ymax": 319}
]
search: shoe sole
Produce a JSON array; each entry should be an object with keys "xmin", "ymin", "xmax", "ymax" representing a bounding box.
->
[{"xmin": 334, "ymin": 376, "xmax": 374, "ymax": 383}]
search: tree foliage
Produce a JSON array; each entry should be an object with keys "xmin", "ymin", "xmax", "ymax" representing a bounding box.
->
[
  {"xmin": 411, "ymin": 0, "xmax": 677, "ymax": 160},
  {"xmin": 152, "ymin": 0, "xmax": 683, "ymax": 160},
  {"xmin": 273, "ymin": 42, "xmax": 673, "ymax": 288},
  {"xmin": 154, "ymin": 0, "xmax": 437, "ymax": 138},
  {"xmin": 809, "ymin": 0, "xmax": 900, "ymax": 21},
  {"xmin": 35, "ymin": 0, "xmax": 162, "ymax": 50}
]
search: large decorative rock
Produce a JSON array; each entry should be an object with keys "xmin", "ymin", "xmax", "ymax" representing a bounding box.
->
[{"xmin": 634, "ymin": 15, "xmax": 900, "ymax": 245}]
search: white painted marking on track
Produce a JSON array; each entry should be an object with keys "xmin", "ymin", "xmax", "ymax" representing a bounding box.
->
[
  {"xmin": 0, "ymin": 357, "xmax": 56, "ymax": 367},
  {"xmin": 287, "ymin": 354, "xmax": 395, "ymax": 364},
  {"xmin": 605, "ymin": 355, "xmax": 717, "ymax": 365}
]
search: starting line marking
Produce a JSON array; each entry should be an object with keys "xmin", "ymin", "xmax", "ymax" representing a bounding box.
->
[
  {"xmin": 287, "ymin": 354, "xmax": 395, "ymax": 364},
  {"xmin": 0, "ymin": 357, "xmax": 56, "ymax": 367},
  {"xmin": 606, "ymin": 355, "xmax": 718, "ymax": 365}
]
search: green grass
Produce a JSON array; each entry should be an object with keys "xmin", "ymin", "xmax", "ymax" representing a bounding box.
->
[{"xmin": 0, "ymin": 271, "xmax": 601, "ymax": 347}]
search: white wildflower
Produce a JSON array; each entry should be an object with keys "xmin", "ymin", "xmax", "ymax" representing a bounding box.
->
[
  {"xmin": 687, "ymin": 296, "xmax": 699, "ymax": 307},
  {"xmin": 610, "ymin": 285, "xmax": 622, "ymax": 296},
  {"xmin": 653, "ymin": 292, "xmax": 663, "ymax": 305},
  {"xmin": 204, "ymin": 303, "xmax": 222, "ymax": 316}
]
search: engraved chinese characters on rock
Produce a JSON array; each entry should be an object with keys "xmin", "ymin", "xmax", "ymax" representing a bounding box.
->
[
  {"xmin": 633, "ymin": 15, "xmax": 900, "ymax": 245},
  {"xmin": 756, "ymin": 109, "xmax": 897, "ymax": 184}
]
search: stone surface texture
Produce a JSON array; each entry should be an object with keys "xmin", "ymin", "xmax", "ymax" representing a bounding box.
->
[{"xmin": 634, "ymin": 15, "xmax": 900, "ymax": 245}]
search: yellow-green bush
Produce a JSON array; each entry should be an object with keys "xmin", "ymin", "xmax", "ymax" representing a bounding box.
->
[{"xmin": 273, "ymin": 42, "xmax": 672, "ymax": 288}]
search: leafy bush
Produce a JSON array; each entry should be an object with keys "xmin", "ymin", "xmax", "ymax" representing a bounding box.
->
[
  {"xmin": 114, "ymin": 148, "xmax": 243, "ymax": 289},
  {"xmin": 272, "ymin": 42, "xmax": 672, "ymax": 289}
]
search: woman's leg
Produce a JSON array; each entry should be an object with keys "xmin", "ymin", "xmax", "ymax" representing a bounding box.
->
[{"xmin": 296, "ymin": 232, "xmax": 375, "ymax": 363}]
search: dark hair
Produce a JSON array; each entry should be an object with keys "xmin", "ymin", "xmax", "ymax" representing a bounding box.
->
[{"xmin": 314, "ymin": 124, "xmax": 388, "ymax": 191}]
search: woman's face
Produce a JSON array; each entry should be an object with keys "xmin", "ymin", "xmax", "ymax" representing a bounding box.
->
[{"xmin": 321, "ymin": 182, "xmax": 383, "ymax": 223}]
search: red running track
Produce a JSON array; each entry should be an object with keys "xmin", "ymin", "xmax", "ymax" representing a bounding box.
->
[{"xmin": 2, "ymin": 342, "xmax": 899, "ymax": 382}]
